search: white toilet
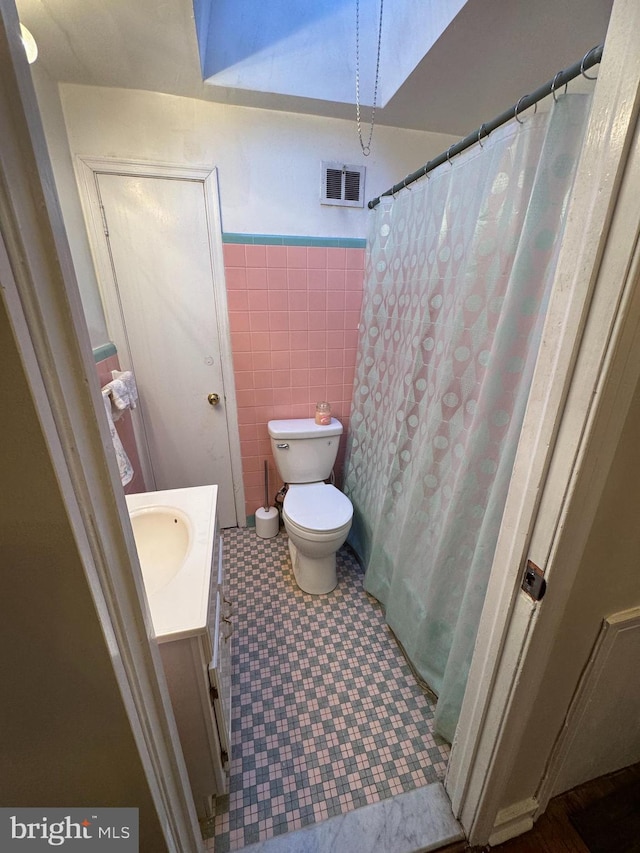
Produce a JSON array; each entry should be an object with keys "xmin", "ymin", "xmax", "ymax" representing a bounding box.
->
[{"xmin": 268, "ymin": 417, "xmax": 353, "ymax": 594}]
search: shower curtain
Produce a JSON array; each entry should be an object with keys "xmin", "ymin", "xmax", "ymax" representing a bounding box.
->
[{"xmin": 344, "ymin": 94, "xmax": 592, "ymax": 742}]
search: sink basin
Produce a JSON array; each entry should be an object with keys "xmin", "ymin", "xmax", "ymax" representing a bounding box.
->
[
  {"xmin": 129, "ymin": 506, "xmax": 191, "ymax": 595},
  {"xmin": 126, "ymin": 485, "xmax": 218, "ymax": 641}
]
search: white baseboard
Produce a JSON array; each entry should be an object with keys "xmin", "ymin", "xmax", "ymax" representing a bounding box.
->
[{"xmin": 488, "ymin": 797, "xmax": 538, "ymax": 847}]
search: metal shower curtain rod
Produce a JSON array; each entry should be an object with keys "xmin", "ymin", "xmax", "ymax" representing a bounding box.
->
[{"xmin": 367, "ymin": 43, "xmax": 603, "ymax": 209}]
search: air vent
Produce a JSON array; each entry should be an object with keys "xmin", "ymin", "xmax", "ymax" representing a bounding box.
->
[{"xmin": 321, "ymin": 161, "xmax": 365, "ymax": 208}]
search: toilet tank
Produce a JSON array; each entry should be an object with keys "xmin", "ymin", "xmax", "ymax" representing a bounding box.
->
[{"xmin": 268, "ymin": 418, "xmax": 343, "ymax": 484}]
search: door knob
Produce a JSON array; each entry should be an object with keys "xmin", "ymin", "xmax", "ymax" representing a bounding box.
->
[{"xmin": 208, "ymin": 393, "xmax": 220, "ymax": 406}]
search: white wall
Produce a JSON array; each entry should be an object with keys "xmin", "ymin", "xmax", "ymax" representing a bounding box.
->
[
  {"xmin": 552, "ymin": 606, "xmax": 640, "ymax": 794},
  {"xmin": 30, "ymin": 68, "xmax": 108, "ymax": 346},
  {"xmin": 59, "ymin": 83, "xmax": 456, "ymax": 239}
]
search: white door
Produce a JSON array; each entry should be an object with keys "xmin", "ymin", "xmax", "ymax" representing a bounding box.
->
[{"xmin": 95, "ymin": 172, "xmax": 238, "ymax": 526}]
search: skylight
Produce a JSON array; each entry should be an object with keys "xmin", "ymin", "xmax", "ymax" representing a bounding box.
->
[{"xmin": 193, "ymin": 0, "xmax": 468, "ymax": 107}]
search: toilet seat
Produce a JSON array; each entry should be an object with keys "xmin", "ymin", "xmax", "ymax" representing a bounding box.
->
[{"xmin": 283, "ymin": 483, "xmax": 352, "ymax": 533}]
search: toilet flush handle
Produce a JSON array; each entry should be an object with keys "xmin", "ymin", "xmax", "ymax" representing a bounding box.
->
[{"xmin": 276, "ymin": 443, "xmax": 289, "ymax": 450}]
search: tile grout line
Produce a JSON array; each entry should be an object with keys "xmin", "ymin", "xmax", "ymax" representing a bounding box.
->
[{"xmin": 209, "ymin": 528, "xmax": 450, "ymax": 851}]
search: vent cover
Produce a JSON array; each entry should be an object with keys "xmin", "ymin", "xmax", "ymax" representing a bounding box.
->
[{"xmin": 321, "ymin": 161, "xmax": 365, "ymax": 208}]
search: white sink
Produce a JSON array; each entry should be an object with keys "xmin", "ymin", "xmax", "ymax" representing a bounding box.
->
[
  {"xmin": 129, "ymin": 506, "xmax": 191, "ymax": 595},
  {"xmin": 125, "ymin": 485, "xmax": 218, "ymax": 641}
]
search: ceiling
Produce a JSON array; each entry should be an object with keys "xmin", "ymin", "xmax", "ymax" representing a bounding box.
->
[{"xmin": 16, "ymin": 0, "xmax": 613, "ymax": 137}]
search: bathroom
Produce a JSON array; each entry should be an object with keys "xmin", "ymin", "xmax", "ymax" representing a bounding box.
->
[
  {"xmin": 5, "ymin": 0, "xmax": 640, "ymax": 851},
  {"xmin": 46, "ymin": 63, "xmax": 460, "ymax": 851}
]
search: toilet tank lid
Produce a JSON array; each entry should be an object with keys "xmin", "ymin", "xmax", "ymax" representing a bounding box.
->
[{"xmin": 268, "ymin": 417, "xmax": 343, "ymax": 439}]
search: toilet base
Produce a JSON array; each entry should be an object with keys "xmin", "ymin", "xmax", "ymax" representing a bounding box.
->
[{"xmin": 288, "ymin": 539, "xmax": 337, "ymax": 595}]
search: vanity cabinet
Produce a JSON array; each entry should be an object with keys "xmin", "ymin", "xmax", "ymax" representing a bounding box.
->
[
  {"xmin": 208, "ymin": 534, "xmax": 232, "ymax": 769},
  {"xmin": 158, "ymin": 524, "xmax": 232, "ymax": 821}
]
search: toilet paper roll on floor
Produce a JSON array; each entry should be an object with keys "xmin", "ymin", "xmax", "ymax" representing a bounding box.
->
[{"xmin": 255, "ymin": 506, "xmax": 279, "ymax": 539}]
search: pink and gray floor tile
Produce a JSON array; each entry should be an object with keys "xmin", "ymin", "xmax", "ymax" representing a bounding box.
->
[{"xmin": 207, "ymin": 527, "xmax": 449, "ymax": 851}]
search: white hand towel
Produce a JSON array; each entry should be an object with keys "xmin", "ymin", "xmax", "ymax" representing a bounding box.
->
[
  {"xmin": 107, "ymin": 370, "xmax": 138, "ymax": 411},
  {"xmin": 102, "ymin": 390, "xmax": 134, "ymax": 486}
]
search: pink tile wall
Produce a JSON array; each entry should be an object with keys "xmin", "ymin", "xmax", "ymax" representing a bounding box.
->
[
  {"xmin": 223, "ymin": 242, "xmax": 365, "ymax": 519},
  {"xmin": 96, "ymin": 354, "xmax": 146, "ymax": 495}
]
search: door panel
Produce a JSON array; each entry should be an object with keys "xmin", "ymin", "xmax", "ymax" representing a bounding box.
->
[{"xmin": 97, "ymin": 173, "xmax": 237, "ymax": 526}]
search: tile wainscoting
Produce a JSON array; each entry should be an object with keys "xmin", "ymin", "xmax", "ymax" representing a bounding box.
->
[{"xmin": 222, "ymin": 234, "xmax": 366, "ymax": 520}]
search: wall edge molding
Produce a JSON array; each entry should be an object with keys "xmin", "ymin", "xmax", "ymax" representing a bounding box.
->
[
  {"xmin": 488, "ymin": 797, "xmax": 538, "ymax": 847},
  {"xmin": 223, "ymin": 232, "xmax": 367, "ymax": 248},
  {"xmin": 92, "ymin": 341, "xmax": 117, "ymax": 362}
]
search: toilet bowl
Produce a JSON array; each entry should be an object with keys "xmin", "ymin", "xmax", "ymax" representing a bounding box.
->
[
  {"xmin": 283, "ymin": 483, "xmax": 353, "ymax": 594},
  {"xmin": 268, "ymin": 417, "xmax": 353, "ymax": 595}
]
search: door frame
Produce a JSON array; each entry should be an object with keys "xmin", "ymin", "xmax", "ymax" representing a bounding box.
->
[
  {"xmin": 445, "ymin": 0, "xmax": 640, "ymax": 844},
  {"xmin": 75, "ymin": 157, "xmax": 245, "ymax": 526}
]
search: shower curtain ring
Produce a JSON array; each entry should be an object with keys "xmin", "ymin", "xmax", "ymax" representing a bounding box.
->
[
  {"xmin": 477, "ymin": 123, "xmax": 488, "ymax": 147},
  {"xmin": 580, "ymin": 47, "xmax": 599, "ymax": 80},
  {"xmin": 514, "ymin": 95, "xmax": 536, "ymax": 124},
  {"xmin": 446, "ymin": 145, "xmax": 455, "ymax": 165},
  {"xmin": 551, "ymin": 71, "xmax": 568, "ymax": 102}
]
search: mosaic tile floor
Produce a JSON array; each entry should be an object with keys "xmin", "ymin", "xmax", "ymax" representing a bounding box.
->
[{"xmin": 207, "ymin": 527, "xmax": 450, "ymax": 852}]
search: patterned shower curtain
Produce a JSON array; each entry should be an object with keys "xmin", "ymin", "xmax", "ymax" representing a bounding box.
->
[{"xmin": 344, "ymin": 95, "xmax": 592, "ymax": 742}]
